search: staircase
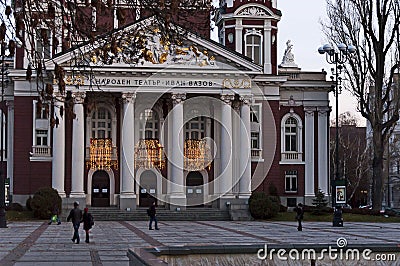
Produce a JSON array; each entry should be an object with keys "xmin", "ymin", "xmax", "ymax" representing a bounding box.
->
[{"xmin": 62, "ymin": 207, "xmax": 231, "ymax": 221}]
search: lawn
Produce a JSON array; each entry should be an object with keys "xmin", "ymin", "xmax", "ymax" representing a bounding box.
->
[
  {"xmin": 6, "ymin": 210, "xmax": 38, "ymax": 221},
  {"xmin": 268, "ymin": 211, "xmax": 400, "ymax": 223}
]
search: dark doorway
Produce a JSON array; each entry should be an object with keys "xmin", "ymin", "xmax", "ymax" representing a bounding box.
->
[
  {"xmin": 139, "ymin": 170, "xmax": 157, "ymax": 208},
  {"xmin": 186, "ymin": 171, "xmax": 204, "ymax": 207},
  {"xmin": 92, "ymin": 170, "xmax": 110, "ymax": 207}
]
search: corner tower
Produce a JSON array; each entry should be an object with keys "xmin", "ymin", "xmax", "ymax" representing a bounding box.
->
[{"xmin": 215, "ymin": 0, "xmax": 281, "ymax": 74}]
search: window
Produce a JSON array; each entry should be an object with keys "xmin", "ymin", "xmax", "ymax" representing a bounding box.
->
[
  {"xmin": 285, "ymin": 170, "xmax": 298, "ymax": 192},
  {"xmin": 284, "ymin": 117, "xmax": 298, "ymax": 152},
  {"xmin": 185, "ymin": 117, "xmax": 205, "ymax": 140},
  {"xmin": 250, "ymin": 105, "xmax": 260, "ymax": 123},
  {"xmin": 140, "ymin": 109, "xmax": 159, "ymax": 139},
  {"xmin": 245, "ymin": 29, "xmax": 263, "ymax": 65},
  {"xmin": 36, "ymin": 28, "xmax": 51, "ymax": 59},
  {"xmin": 281, "ymin": 113, "xmax": 303, "ymax": 161},
  {"xmin": 36, "ymin": 130, "xmax": 48, "ymax": 146},
  {"xmin": 31, "ymin": 101, "xmax": 51, "ymax": 159},
  {"xmin": 251, "ymin": 132, "xmax": 260, "ymax": 149},
  {"xmin": 91, "ymin": 107, "xmax": 112, "ymax": 139}
]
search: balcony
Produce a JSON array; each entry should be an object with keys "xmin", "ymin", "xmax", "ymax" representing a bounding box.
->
[
  {"xmin": 31, "ymin": 146, "xmax": 51, "ymax": 157},
  {"xmin": 281, "ymin": 152, "xmax": 303, "ymax": 161},
  {"xmin": 251, "ymin": 149, "xmax": 262, "ymax": 161}
]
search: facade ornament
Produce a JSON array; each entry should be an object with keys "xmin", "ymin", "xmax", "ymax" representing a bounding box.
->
[
  {"xmin": 279, "ymin": 40, "xmax": 298, "ymax": 68},
  {"xmin": 72, "ymin": 92, "xmax": 86, "ymax": 104},
  {"xmin": 238, "ymin": 7, "xmax": 270, "ymax": 16},
  {"xmin": 89, "ymin": 28, "xmax": 216, "ymax": 67},
  {"xmin": 288, "ymin": 95, "xmax": 296, "ymax": 114},
  {"xmin": 121, "ymin": 92, "xmax": 136, "ymax": 104},
  {"xmin": 171, "ymin": 93, "xmax": 186, "ymax": 105},
  {"xmin": 220, "ymin": 94, "xmax": 235, "ymax": 105},
  {"xmin": 240, "ymin": 95, "xmax": 252, "ymax": 105}
]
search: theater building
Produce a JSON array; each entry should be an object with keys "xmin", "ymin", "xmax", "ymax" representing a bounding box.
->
[{"xmin": 6, "ymin": 0, "xmax": 331, "ymax": 210}]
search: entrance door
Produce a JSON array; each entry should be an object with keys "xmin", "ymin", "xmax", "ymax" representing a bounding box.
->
[
  {"xmin": 139, "ymin": 170, "xmax": 157, "ymax": 207},
  {"xmin": 92, "ymin": 170, "xmax": 110, "ymax": 207},
  {"xmin": 186, "ymin": 171, "xmax": 204, "ymax": 207}
]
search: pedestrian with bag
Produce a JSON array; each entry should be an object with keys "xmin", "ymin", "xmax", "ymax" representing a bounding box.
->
[
  {"xmin": 67, "ymin": 201, "xmax": 83, "ymax": 244},
  {"xmin": 294, "ymin": 203, "xmax": 304, "ymax": 231},
  {"xmin": 82, "ymin": 207, "xmax": 94, "ymax": 243},
  {"xmin": 147, "ymin": 201, "xmax": 159, "ymax": 230}
]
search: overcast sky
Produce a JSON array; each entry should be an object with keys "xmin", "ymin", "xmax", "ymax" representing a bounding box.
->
[{"xmin": 277, "ymin": 0, "xmax": 365, "ymax": 126}]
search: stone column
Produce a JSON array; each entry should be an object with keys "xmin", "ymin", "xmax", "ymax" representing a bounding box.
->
[
  {"xmin": 239, "ymin": 96, "xmax": 252, "ymax": 198},
  {"xmin": 219, "ymin": 94, "xmax": 235, "ymax": 201},
  {"xmin": 304, "ymin": 107, "xmax": 315, "ymax": 204},
  {"xmin": 168, "ymin": 93, "xmax": 186, "ymax": 208},
  {"xmin": 318, "ymin": 107, "xmax": 330, "ymax": 196},
  {"xmin": 264, "ymin": 20, "xmax": 272, "ymax": 74},
  {"xmin": 70, "ymin": 92, "xmax": 86, "ymax": 204},
  {"xmin": 52, "ymin": 97, "xmax": 66, "ymax": 197},
  {"xmin": 235, "ymin": 19, "xmax": 243, "ymax": 54},
  {"xmin": 120, "ymin": 92, "xmax": 136, "ymax": 210},
  {"xmin": 6, "ymin": 101, "xmax": 14, "ymax": 201}
]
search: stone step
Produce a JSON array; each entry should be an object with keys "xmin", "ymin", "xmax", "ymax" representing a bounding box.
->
[{"xmin": 60, "ymin": 207, "xmax": 230, "ymax": 221}]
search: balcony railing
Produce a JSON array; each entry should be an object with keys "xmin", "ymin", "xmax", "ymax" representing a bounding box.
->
[
  {"xmin": 281, "ymin": 152, "xmax": 303, "ymax": 161},
  {"xmin": 251, "ymin": 149, "xmax": 262, "ymax": 160},
  {"xmin": 31, "ymin": 146, "xmax": 51, "ymax": 157}
]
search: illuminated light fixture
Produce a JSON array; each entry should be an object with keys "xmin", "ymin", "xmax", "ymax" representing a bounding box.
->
[
  {"xmin": 134, "ymin": 139, "xmax": 165, "ymax": 169},
  {"xmin": 86, "ymin": 138, "xmax": 118, "ymax": 171},
  {"xmin": 184, "ymin": 139, "xmax": 212, "ymax": 171}
]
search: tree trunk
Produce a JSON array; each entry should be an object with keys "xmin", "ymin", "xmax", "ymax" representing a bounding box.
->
[{"xmin": 372, "ymin": 129, "xmax": 384, "ymax": 211}]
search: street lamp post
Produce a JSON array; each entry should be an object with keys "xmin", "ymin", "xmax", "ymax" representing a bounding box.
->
[
  {"xmin": 0, "ymin": 40, "xmax": 7, "ymax": 228},
  {"xmin": 318, "ymin": 43, "xmax": 356, "ymax": 227}
]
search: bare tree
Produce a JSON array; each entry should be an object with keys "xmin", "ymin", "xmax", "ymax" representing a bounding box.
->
[{"xmin": 323, "ymin": 0, "xmax": 400, "ymax": 210}]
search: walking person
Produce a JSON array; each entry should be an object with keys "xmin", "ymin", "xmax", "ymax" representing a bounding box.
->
[
  {"xmin": 82, "ymin": 208, "xmax": 94, "ymax": 243},
  {"xmin": 67, "ymin": 201, "xmax": 83, "ymax": 244},
  {"xmin": 148, "ymin": 201, "xmax": 159, "ymax": 230},
  {"xmin": 295, "ymin": 203, "xmax": 304, "ymax": 231}
]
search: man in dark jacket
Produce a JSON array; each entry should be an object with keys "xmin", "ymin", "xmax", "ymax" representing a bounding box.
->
[
  {"xmin": 67, "ymin": 201, "xmax": 83, "ymax": 244},
  {"xmin": 148, "ymin": 202, "xmax": 159, "ymax": 230},
  {"xmin": 82, "ymin": 207, "xmax": 94, "ymax": 243},
  {"xmin": 295, "ymin": 203, "xmax": 304, "ymax": 231}
]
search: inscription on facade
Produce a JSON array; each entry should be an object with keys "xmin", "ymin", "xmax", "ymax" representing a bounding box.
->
[{"xmin": 62, "ymin": 75, "xmax": 251, "ymax": 89}]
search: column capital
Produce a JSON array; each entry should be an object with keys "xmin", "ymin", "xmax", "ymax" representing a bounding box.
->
[
  {"xmin": 317, "ymin": 106, "xmax": 330, "ymax": 115},
  {"xmin": 171, "ymin": 93, "xmax": 186, "ymax": 104},
  {"xmin": 72, "ymin": 92, "xmax": 86, "ymax": 104},
  {"xmin": 221, "ymin": 94, "xmax": 235, "ymax": 105},
  {"xmin": 304, "ymin": 106, "xmax": 316, "ymax": 115},
  {"xmin": 239, "ymin": 95, "xmax": 252, "ymax": 105},
  {"xmin": 121, "ymin": 92, "xmax": 136, "ymax": 104}
]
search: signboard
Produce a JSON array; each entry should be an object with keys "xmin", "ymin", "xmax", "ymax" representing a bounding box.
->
[{"xmin": 335, "ymin": 186, "xmax": 346, "ymax": 205}]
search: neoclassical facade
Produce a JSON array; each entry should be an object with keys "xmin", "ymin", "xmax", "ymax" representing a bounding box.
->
[{"xmin": 5, "ymin": 0, "xmax": 331, "ymax": 210}]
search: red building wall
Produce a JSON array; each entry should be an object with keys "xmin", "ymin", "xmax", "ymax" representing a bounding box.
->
[{"xmin": 13, "ymin": 96, "xmax": 52, "ymax": 195}]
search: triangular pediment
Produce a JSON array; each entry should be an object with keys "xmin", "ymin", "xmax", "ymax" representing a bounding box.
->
[{"xmin": 48, "ymin": 17, "xmax": 262, "ymax": 73}]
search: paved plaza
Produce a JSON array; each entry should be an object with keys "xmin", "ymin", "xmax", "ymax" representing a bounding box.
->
[{"xmin": 0, "ymin": 220, "xmax": 399, "ymax": 265}]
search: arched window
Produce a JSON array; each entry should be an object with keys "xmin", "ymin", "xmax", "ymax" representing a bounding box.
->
[
  {"xmin": 284, "ymin": 117, "xmax": 298, "ymax": 152},
  {"xmin": 281, "ymin": 113, "xmax": 303, "ymax": 161},
  {"xmin": 91, "ymin": 107, "xmax": 112, "ymax": 139},
  {"xmin": 139, "ymin": 109, "xmax": 159, "ymax": 139},
  {"xmin": 185, "ymin": 117, "xmax": 205, "ymax": 140},
  {"xmin": 245, "ymin": 29, "xmax": 263, "ymax": 65}
]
